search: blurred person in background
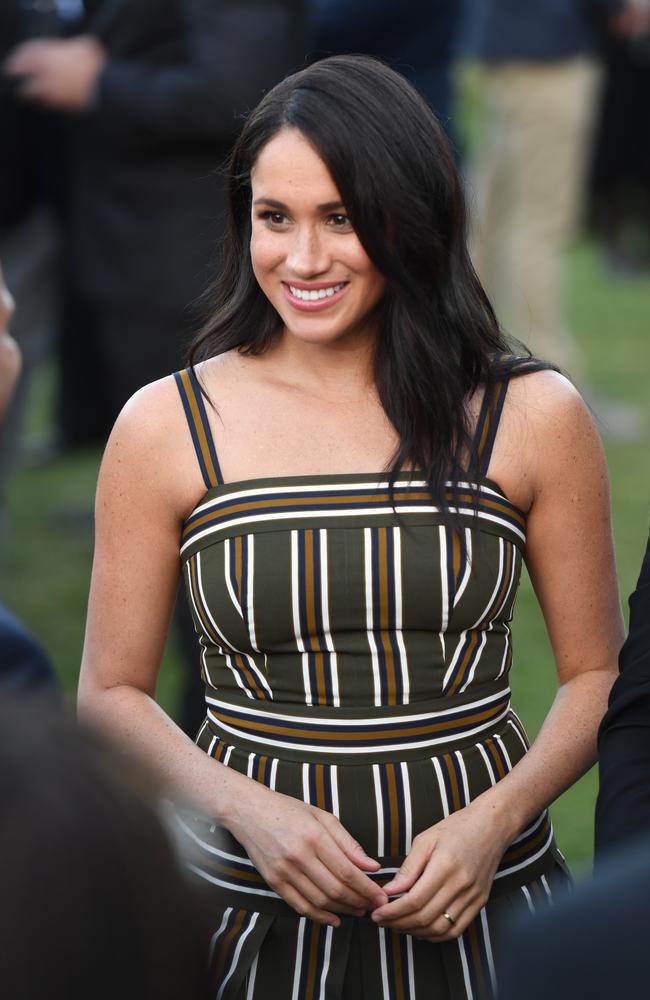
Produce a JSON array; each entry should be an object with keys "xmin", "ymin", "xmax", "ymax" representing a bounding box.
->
[
  {"xmin": 590, "ymin": 5, "xmax": 650, "ymax": 274},
  {"xmin": 307, "ymin": 0, "xmax": 463, "ymax": 141},
  {"xmin": 4, "ymin": 0, "xmax": 307, "ymax": 448},
  {"xmin": 0, "ymin": 0, "xmax": 80, "ymax": 511},
  {"xmin": 0, "ymin": 263, "xmax": 56, "ymax": 697},
  {"xmin": 595, "ymin": 528, "xmax": 650, "ymax": 855},
  {"xmin": 5, "ymin": 0, "xmax": 307, "ymax": 735},
  {"xmin": 78, "ymin": 55, "xmax": 623, "ymax": 998},
  {"xmin": 465, "ymin": 0, "xmax": 650, "ymax": 436},
  {"xmin": 0, "ymin": 697, "xmax": 211, "ymax": 998}
]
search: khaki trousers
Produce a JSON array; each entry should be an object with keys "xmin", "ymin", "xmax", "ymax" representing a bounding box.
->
[{"xmin": 469, "ymin": 58, "xmax": 601, "ymax": 381}]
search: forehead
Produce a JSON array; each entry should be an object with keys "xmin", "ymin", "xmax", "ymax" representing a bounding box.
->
[{"xmin": 251, "ymin": 128, "xmax": 341, "ymax": 203}]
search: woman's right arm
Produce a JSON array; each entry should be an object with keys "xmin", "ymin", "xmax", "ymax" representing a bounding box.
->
[{"xmin": 78, "ymin": 381, "xmax": 386, "ymax": 924}]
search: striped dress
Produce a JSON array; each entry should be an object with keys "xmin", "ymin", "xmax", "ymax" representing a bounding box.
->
[{"xmin": 173, "ymin": 364, "xmax": 569, "ymax": 1000}]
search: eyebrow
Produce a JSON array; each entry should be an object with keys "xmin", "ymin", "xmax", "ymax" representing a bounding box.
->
[{"xmin": 253, "ymin": 198, "xmax": 345, "ymax": 212}]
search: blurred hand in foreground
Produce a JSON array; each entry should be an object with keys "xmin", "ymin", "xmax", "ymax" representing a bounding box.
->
[
  {"xmin": 3, "ymin": 37, "xmax": 106, "ymax": 112},
  {"xmin": 612, "ymin": 0, "xmax": 650, "ymax": 38}
]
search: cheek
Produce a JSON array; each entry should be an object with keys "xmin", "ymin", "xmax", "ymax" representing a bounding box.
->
[{"xmin": 250, "ymin": 230, "xmax": 283, "ymax": 282}]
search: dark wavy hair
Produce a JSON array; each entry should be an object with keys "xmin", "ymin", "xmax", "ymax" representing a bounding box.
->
[{"xmin": 189, "ymin": 54, "xmax": 548, "ymax": 502}]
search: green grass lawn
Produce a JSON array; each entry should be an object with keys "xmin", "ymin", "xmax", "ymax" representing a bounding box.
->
[{"xmin": 3, "ymin": 240, "xmax": 649, "ymax": 876}]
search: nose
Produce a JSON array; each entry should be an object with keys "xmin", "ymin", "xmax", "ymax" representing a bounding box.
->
[{"xmin": 286, "ymin": 224, "xmax": 330, "ymax": 278}]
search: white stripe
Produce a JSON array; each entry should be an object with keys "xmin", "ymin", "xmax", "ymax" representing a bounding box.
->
[
  {"xmin": 291, "ymin": 530, "xmax": 312, "ymax": 705},
  {"xmin": 206, "ymin": 704, "xmax": 512, "ymax": 756},
  {"xmin": 330, "ymin": 765, "xmax": 340, "ymax": 819},
  {"xmin": 378, "ymin": 927, "xmax": 391, "ymax": 1000},
  {"xmin": 181, "ymin": 504, "xmax": 526, "ymax": 554},
  {"xmin": 540, "ymin": 874, "xmax": 553, "ymax": 902},
  {"xmin": 318, "ymin": 926, "xmax": 334, "ymax": 1000},
  {"xmin": 453, "ymin": 529, "xmax": 473, "ymax": 607},
  {"xmin": 494, "ymin": 826, "xmax": 554, "ymax": 880},
  {"xmin": 184, "ymin": 560, "xmax": 219, "ymax": 690},
  {"xmin": 319, "ymin": 529, "xmax": 340, "ymax": 707},
  {"xmin": 494, "ymin": 734, "xmax": 513, "ymax": 770},
  {"xmin": 302, "ymin": 763, "xmax": 310, "ymax": 804},
  {"xmin": 209, "ymin": 908, "xmax": 232, "ymax": 966},
  {"xmin": 269, "ymin": 757, "xmax": 279, "ymax": 790},
  {"xmin": 507, "ymin": 714, "xmax": 530, "ymax": 753},
  {"xmin": 224, "ymin": 539, "xmax": 243, "ymax": 615},
  {"xmin": 190, "ymin": 478, "xmax": 513, "ymax": 515},
  {"xmin": 189, "ymin": 864, "xmax": 280, "ymax": 899},
  {"xmin": 480, "ymin": 908, "xmax": 497, "ymax": 994},
  {"xmin": 373, "ymin": 764, "xmax": 385, "ymax": 855},
  {"xmin": 432, "ymin": 757, "xmax": 450, "ymax": 817},
  {"xmin": 216, "ymin": 912, "xmax": 259, "ymax": 1000},
  {"xmin": 511, "ymin": 812, "xmax": 547, "ymax": 845},
  {"xmin": 455, "ymin": 750, "xmax": 471, "ymax": 805},
  {"xmin": 457, "ymin": 934, "xmax": 474, "ymax": 1000},
  {"xmin": 393, "ymin": 527, "xmax": 410, "ymax": 703},
  {"xmin": 197, "ymin": 551, "xmax": 271, "ymax": 699},
  {"xmin": 401, "ymin": 761, "xmax": 413, "ymax": 852},
  {"xmin": 223, "ymin": 745, "xmax": 234, "ymax": 766},
  {"xmin": 246, "ymin": 954, "xmax": 259, "ymax": 1000},
  {"xmin": 247, "ymin": 753, "xmax": 256, "ymax": 779},
  {"xmin": 476, "ymin": 742, "xmax": 498, "ymax": 785},
  {"xmin": 446, "ymin": 538, "xmax": 504, "ymax": 694},
  {"xmin": 291, "ymin": 919, "xmax": 307, "ymax": 1000},
  {"xmin": 406, "ymin": 933, "xmax": 416, "ymax": 999},
  {"xmin": 521, "ymin": 885, "xmax": 535, "ymax": 914},
  {"xmin": 439, "ymin": 526, "xmax": 450, "ymax": 635},
  {"xmin": 246, "ymin": 535, "xmax": 261, "ymax": 653},
  {"xmin": 459, "ymin": 631, "xmax": 487, "ymax": 694},
  {"xmin": 206, "ymin": 686, "xmax": 510, "ymax": 726},
  {"xmin": 365, "ymin": 528, "xmax": 383, "ymax": 706}
]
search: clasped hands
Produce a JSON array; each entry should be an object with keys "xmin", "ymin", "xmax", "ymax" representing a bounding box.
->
[{"xmin": 227, "ymin": 783, "xmax": 510, "ymax": 939}]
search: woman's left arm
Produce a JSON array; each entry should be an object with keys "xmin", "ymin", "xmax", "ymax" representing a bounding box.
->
[{"xmin": 373, "ymin": 376, "xmax": 624, "ymax": 939}]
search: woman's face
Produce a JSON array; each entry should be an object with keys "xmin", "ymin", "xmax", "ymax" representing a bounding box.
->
[{"xmin": 250, "ymin": 128, "xmax": 386, "ymax": 347}]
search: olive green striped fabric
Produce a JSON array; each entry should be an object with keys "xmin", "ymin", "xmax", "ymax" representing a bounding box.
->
[{"xmin": 174, "ymin": 366, "xmax": 570, "ymax": 1000}]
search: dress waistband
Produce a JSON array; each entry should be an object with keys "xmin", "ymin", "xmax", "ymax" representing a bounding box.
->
[{"xmin": 204, "ymin": 685, "xmax": 512, "ymax": 763}]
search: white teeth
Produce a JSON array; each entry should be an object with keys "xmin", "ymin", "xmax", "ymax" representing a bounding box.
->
[{"xmin": 289, "ymin": 283, "xmax": 345, "ymax": 301}]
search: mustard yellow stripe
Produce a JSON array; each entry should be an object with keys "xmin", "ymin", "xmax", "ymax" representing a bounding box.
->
[{"xmin": 180, "ymin": 369, "xmax": 218, "ymax": 487}]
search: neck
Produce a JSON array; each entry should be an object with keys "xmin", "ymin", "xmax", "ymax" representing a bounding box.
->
[{"xmin": 264, "ymin": 325, "xmax": 378, "ymax": 399}]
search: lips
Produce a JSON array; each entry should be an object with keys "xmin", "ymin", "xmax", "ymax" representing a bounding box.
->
[{"xmin": 282, "ymin": 281, "xmax": 350, "ymax": 312}]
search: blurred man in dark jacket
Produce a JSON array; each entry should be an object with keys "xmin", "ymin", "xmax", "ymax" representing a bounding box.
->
[{"xmin": 6, "ymin": 0, "xmax": 306, "ymax": 438}]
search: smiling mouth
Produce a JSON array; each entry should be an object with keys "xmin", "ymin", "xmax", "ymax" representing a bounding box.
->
[
  {"xmin": 288, "ymin": 282, "xmax": 347, "ymax": 301},
  {"xmin": 282, "ymin": 281, "xmax": 350, "ymax": 311}
]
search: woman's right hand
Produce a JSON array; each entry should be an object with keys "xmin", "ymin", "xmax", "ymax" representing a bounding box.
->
[{"xmin": 225, "ymin": 781, "xmax": 389, "ymax": 926}]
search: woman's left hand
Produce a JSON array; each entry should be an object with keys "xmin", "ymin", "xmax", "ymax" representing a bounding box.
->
[{"xmin": 370, "ymin": 799, "xmax": 512, "ymax": 941}]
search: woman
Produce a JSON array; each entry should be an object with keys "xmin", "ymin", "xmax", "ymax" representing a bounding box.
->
[{"xmin": 78, "ymin": 56, "xmax": 623, "ymax": 998}]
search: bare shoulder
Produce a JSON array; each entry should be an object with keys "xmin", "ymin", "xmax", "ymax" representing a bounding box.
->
[
  {"xmin": 98, "ymin": 373, "xmax": 206, "ymax": 522},
  {"xmin": 504, "ymin": 369, "xmax": 607, "ymax": 501},
  {"xmin": 489, "ymin": 369, "xmax": 605, "ymax": 511}
]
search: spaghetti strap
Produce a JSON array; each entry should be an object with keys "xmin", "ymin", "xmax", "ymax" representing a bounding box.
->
[
  {"xmin": 174, "ymin": 368, "xmax": 223, "ymax": 489},
  {"xmin": 474, "ymin": 357, "xmax": 519, "ymax": 477}
]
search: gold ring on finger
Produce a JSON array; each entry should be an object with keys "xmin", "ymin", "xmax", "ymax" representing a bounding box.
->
[{"xmin": 443, "ymin": 911, "xmax": 455, "ymax": 926}]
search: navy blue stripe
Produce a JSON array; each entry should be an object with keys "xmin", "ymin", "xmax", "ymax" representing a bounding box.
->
[{"xmin": 185, "ymin": 368, "xmax": 223, "ymax": 485}]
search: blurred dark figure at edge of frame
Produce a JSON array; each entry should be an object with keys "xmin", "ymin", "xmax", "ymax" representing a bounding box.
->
[
  {"xmin": 307, "ymin": 0, "xmax": 463, "ymax": 142},
  {"xmin": 0, "ymin": 697, "xmax": 212, "ymax": 999},
  {"xmin": 0, "ymin": 264, "xmax": 57, "ymax": 698},
  {"xmin": 499, "ymin": 528, "xmax": 650, "ymax": 1000},
  {"xmin": 4, "ymin": 0, "xmax": 308, "ymax": 736}
]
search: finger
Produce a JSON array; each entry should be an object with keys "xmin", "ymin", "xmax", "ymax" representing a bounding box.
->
[
  {"xmin": 372, "ymin": 863, "xmax": 447, "ymax": 922},
  {"xmin": 385, "ymin": 886, "xmax": 482, "ymax": 939},
  {"xmin": 280, "ymin": 883, "xmax": 341, "ymax": 928},
  {"xmin": 300, "ymin": 857, "xmax": 379, "ymax": 911},
  {"xmin": 316, "ymin": 839, "xmax": 388, "ymax": 909},
  {"xmin": 316, "ymin": 811, "xmax": 381, "ymax": 871},
  {"xmin": 289, "ymin": 866, "xmax": 367, "ymax": 916},
  {"xmin": 380, "ymin": 836, "xmax": 433, "ymax": 896}
]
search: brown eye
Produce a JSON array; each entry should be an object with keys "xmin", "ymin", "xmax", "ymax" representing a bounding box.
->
[{"xmin": 327, "ymin": 213, "xmax": 352, "ymax": 231}]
